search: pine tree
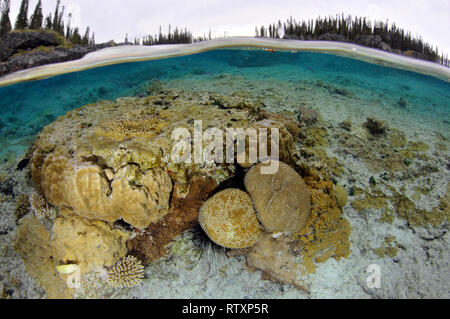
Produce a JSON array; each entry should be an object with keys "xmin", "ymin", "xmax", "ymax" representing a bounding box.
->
[
  {"xmin": 51, "ymin": 0, "xmax": 65, "ymax": 34},
  {"xmin": 29, "ymin": 0, "xmax": 43, "ymax": 30},
  {"xmin": 71, "ymin": 27, "xmax": 81, "ymax": 44},
  {"xmin": 0, "ymin": 0, "xmax": 11, "ymax": 37},
  {"xmin": 14, "ymin": 0, "xmax": 29, "ymax": 30},
  {"xmin": 82, "ymin": 26, "xmax": 90, "ymax": 45},
  {"xmin": 44, "ymin": 13, "xmax": 51, "ymax": 29},
  {"xmin": 65, "ymin": 12, "xmax": 72, "ymax": 39},
  {"xmin": 52, "ymin": 0, "xmax": 60, "ymax": 31}
]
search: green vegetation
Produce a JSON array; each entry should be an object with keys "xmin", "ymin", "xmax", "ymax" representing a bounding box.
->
[
  {"xmin": 256, "ymin": 14, "xmax": 449, "ymax": 67},
  {"xmin": 133, "ymin": 25, "xmax": 210, "ymax": 45},
  {"xmin": 14, "ymin": 0, "xmax": 28, "ymax": 30},
  {"xmin": 0, "ymin": 0, "xmax": 95, "ymax": 45},
  {"xmin": 0, "ymin": 0, "xmax": 12, "ymax": 37},
  {"xmin": 29, "ymin": 0, "xmax": 43, "ymax": 30}
]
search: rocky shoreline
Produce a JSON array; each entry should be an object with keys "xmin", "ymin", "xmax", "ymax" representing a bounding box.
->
[{"xmin": 0, "ymin": 30, "xmax": 116, "ymax": 77}]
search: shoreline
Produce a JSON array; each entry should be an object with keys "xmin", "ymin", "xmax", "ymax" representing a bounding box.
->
[{"xmin": 0, "ymin": 37, "xmax": 449, "ymax": 87}]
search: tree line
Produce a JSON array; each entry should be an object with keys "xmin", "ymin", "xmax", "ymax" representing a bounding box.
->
[
  {"xmin": 256, "ymin": 14, "xmax": 449, "ymax": 67},
  {"xmin": 0, "ymin": 0, "xmax": 95, "ymax": 46},
  {"xmin": 130, "ymin": 25, "xmax": 212, "ymax": 45}
]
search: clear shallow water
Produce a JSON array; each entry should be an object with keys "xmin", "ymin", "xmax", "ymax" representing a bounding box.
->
[
  {"xmin": 0, "ymin": 48, "xmax": 449, "ymax": 162},
  {"xmin": 0, "ymin": 47, "xmax": 449, "ymax": 299}
]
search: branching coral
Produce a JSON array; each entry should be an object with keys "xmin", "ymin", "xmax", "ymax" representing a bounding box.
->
[{"xmin": 107, "ymin": 255, "xmax": 144, "ymax": 288}]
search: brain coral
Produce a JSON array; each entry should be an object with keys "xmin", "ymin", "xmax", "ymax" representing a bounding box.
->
[
  {"xmin": 244, "ymin": 160, "xmax": 311, "ymax": 234},
  {"xmin": 199, "ymin": 188, "xmax": 263, "ymax": 249}
]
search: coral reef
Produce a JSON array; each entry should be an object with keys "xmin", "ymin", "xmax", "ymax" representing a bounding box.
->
[
  {"xmin": 199, "ymin": 188, "xmax": 262, "ymax": 249},
  {"xmin": 245, "ymin": 160, "xmax": 311, "ymax": 234},
  {"xmin": 246, "ymin": 234, "xmax": 309, "ymax": 292},
  {"xmin": 29, "ymin": 191, "xmax": 57, "ymax": 220},
  {"xmin": 297, "ymin": 105, "xmax": 319, "ymax": 126},
  {"xmin": 292, "ymin": 176, "xmax": 351, "ymax": 273},
  {"xmin": 14, "ymin": 194, "xmax": 29, "ymax": 222},
  {"xmin": 127, "ymin": 176, "xmax": 217, "ymax": 264},
  {"xmin": 95, "ymin": 112, "xmax": 167, "ymax": 141},
  {"xmin": 29, "ymin": 90, "xmax": 299, "ymax": 230},
  {"xmin": 107, "ymin": 255, "xmax": 144, "ymax": 288},
  {"xmin": 51, "ymin": 211, "xmax": 130, "ymax": 274},
  {"xmin": 373, "ymin": 235, "xmax": 399, "ymax": 258},
  {"xmin": 13, "ymin": 216, "xmax": 73, "ymax": 298},
  {"xmin": 334, "ymin": 184, "xmax": 348, "ymax": 208},
  {"xmin": 351, "ymin": 185, "xmax": 449, "ymax": 229},
  {"xmin": 364, "ymin": 116, "xmax": 388, "ymax": 135}
]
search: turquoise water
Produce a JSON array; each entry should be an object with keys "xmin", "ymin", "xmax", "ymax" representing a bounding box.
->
[{"xmin": 0, "ymin": 48, "xmax": 449, "ymax": 162}]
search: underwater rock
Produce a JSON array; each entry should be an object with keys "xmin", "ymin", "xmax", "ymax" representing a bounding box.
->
[
  {"xmin": 339, "ymin": 118, "xmax": 352, "ymax": 131},
  {"xmin": 246, "ymin": 234, "xmax": 309, "ymax": 292},
  {"xmin": 334, "ymin": 184, "xmax": 348, "ymax": 208},
  {"xmin": 389, "ymin": 128, "xmax": 407, "ymax": 148},
  {"xmin": 14, "ymin": 216, "xmax": 73, "ymax": 299},
  {"xmin": 297, "ymin": 106, "xmax": 319, "ymax": 126},
  {"xmin": 364, "ymin": 116, "xmax": 388, "ymax": 135},
  {"xmin": 397, "ymin": 97, "xmax": 407, "ymax": 108},
  {"xmin": 199, "ymin": 188, "xmax": 262, "ymax": 249},
  {"xmin": 127, "ymin": 176, "xmax": 217, "ymax": 264},
  {"xmin": 333, "ymin": 126, "xmax": 414, "ymax": 173},
  {"xmin": 210, "ymin": 91, "xmax": 262, "ymax": 113},
  {"xmin": 245, "ymin": 160, "xmax": 311, "ymax": 234},
  {"xmin": 51, "ymin": 211, "xmax": 130, "ymax": 274},
  {"xmin": 13, "ymin": 193, "xmax": 29, "ymax": 222},
  {"xmin": 303, "ymin": 126, "xmax": 329, "ymax": 147}
]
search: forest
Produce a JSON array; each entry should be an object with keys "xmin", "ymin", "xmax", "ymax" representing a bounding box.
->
[
  {"xmin": 256, "ymin": 15, "xmax": 449, "ymax": 67},
  {"xmin": 1, "ymin": 1, "xmax": 448, "ymax": 67},
  {"xmin": 0, "ymin": 0, "xmax": 94, "ymax": 45}
]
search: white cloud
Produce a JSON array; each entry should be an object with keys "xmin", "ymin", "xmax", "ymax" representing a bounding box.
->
[{"xmin": 8, "ymin": 0, "xmax": 450, "ymax": 55}]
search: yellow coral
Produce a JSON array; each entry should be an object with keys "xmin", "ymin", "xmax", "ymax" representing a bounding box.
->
[
  {"xmin": 293, "ymin": 178, "xmax": 351, "ymax": 273},
  {"xmin": 14, "ymin": 216, "xmax": 73, "ymax": 298},
  {"xmin": 51, "ymin": 212, "xmax": 130, "ymax": 274}
]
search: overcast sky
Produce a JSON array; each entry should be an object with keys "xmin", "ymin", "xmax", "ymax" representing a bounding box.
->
[{"xmin": 8, "ymin": 0, "xmax": 450, "ymax": 55}]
